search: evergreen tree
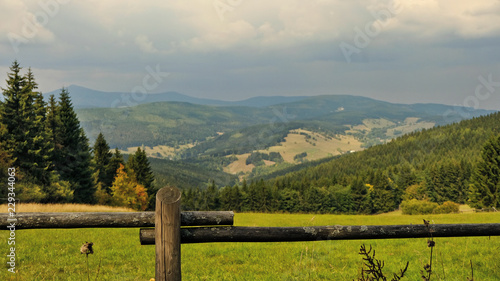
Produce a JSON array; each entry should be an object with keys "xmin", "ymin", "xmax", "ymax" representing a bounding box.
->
[
  {"xmin": 109, "ymin": 148, "xmax": 125, "ymax": 172},
  {"xmin": 0, "ymin": 61, "xmax": 51, "ymax": 186},
  {"xmin": 469, "ymin": 135, "xmax": 500, "ymax": 208},
  {"xmin": 46, "ymin": 94, "xmax": 62, "ymax": 165},
  {"xmin": 23, "ymin": 68, "xmax": 51, "ymax": 185},
  {"xmin": 92, "ymin": 132, "xmax": 113, "ymax": 191},
  {"xmin": 0, "ymin": 61, "xmax": 27, "ymax": 173},
  {"xmin": 0, "ymin": 122, "xmax": 13, "ymax": 198},
  {"xmin": 127, "ymin": 147, "xmax": 155, "ymax": 194},
  {"xmin": 56, "ymin": 88, "xmax": 95, "ymax": 203},
  {"xmin": 350, "ymin": 177, "xmax": 368, "ymax": 213}
]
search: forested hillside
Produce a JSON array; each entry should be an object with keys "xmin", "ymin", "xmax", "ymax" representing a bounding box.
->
[
  {"xmin": 182, "ymin": 112, "xmax": 500, "ymax": 213},
  {"xmin": 0, "ymin": 62, "xmax": 155, "ymax": 210},
  {"xmin": 77, "ymin": 94, "xmax": 493, "ymax": 151}
]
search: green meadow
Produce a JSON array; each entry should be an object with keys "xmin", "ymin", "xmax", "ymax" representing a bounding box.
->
[{"xmin": 1, "ymin": 211, "xmax": 499, "ymax": 280}]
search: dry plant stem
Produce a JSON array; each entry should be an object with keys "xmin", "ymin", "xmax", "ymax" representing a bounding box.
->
[
  {"xmin": 86, "ymin": 255, "xmax": 90, "ymax": 281},
  {"xmin": 95, "ymin": 258, "xmax": 102, "ymax": 281},
  {"xmin": 355, "ymin": 244, "xmax": 408, "ymax": 281},
  {"xmin": 422, "ymin": 219, "xmax": 435, "ymax": 281},
  {"xmin": 467, "ymin": 260, "xmax": 474, "ymax": 281}
]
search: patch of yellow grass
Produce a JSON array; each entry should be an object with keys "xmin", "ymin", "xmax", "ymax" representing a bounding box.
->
[
  {"xmin": 264, "ymin": 129, "xmax": 362, "ymax": 162},
  {"xmin": 224, "ymin": 153, "xmax": 255, "ymax": 174},
  {"xmin": 459, "ymin": 204, "xmax": 475, "ymax": 213},
  {"xmin": 386, "ymin": 118, "xmax": 435, "ymax": 138},
  {"xmin": 0, "ymin": 203, "xmax": 136, "ymax": 213},
  {"xmin": 121, "ymin": 144, "xmax": 194, "ymax": 158},
  {"xmin": 224, "ymin": 129, "xmax": 363, "ymax": 175}
]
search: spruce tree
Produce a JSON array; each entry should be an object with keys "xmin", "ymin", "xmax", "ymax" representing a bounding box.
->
[
  {"xmin": 108, "ymin": 148, "xmax": 125, "ymax": 177},
  {"xmin": 92, "ymin": 132, "xmax": 113, "ymax": 191},
  {"xmin": 46, "ymin": 94, "xmax": 62, "ymax": 165},
  {"xmin": 23, "ymin": 68, "xmax": 51, "ymax": 185},
  {"xmin": 127, "ymin": 147, "xmax": 155, "ymax": 194},
  {"xmin": 469, "ymin": 135, "xmax": 500, "ymax": 209},
  {"xmin": 0, "ymin": 61, "xmax": 26, "ymax": 170},
  {"xmin": 0, "ymin": 122, "xmax": 13, "ymax": 198},
  {"xmin": 0, "ymin": 61, "xmax": 51, "ymax": 185},
  {"xmin": 56, "ymin": 88, "xmax": 95, "ymax": 203}
]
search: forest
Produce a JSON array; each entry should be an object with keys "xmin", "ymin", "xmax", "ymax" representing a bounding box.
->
[
  {"xmin": 182, "ymin": 112, "xmax": 500, "ymax": 214},
  {"xmin": 0, "ymin": 61, "xmax": 156, "ymax": 210}
]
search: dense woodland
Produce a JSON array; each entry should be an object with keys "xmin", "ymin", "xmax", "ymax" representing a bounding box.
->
[
  {"xmin": 0, "ymin": 61, "xmax": 156, "ymax": 210},
  {"xmin": 183, "ymin": 112, "xmax": 500, "ymax": 213}
]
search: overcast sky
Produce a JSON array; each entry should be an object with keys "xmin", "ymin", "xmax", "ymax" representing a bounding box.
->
[{"xmin": 1, "ymin": 0, "xmax": 500, "ymax": 109}]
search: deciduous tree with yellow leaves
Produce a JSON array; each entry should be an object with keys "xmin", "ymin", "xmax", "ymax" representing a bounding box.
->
[{"xmin": 111, "ymin": 163, "xmax": 148, "ymax": 210}]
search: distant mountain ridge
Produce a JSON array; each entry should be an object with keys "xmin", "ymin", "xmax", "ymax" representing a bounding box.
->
[
  {"xmin": 75, "ymin": 92, "xmax": 496, "ymax": 151},
  {"xmin": 45, "ymin": 85, "xmax": 309, "ymax": 108}
]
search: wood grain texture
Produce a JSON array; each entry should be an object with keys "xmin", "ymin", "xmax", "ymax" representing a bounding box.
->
[
  {"xmin": 155, "ymin": 187, "xmax": 182, "ymax": 281},
  {"xmin": 140, "ymin": 223, "xmax": 500, "ymax": 245},
  {"xmin": 0, "ymin": 211, "xmax": 233, "ymax": 229}
]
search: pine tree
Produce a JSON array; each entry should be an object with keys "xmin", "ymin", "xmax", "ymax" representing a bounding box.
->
[
  {"xmin": 56, "ymin": 88, "xmax": 95, "ymax": 203},
  {"xmin": 92, "ymin": 132, "xmax": 113, "ymax": 191},
  {"xmin": 350, "ymin": 177, "xmax": 368, "ymax": 213},
  {"xmin": 127, "ymin": 147, "xmax": 155, "ymax": 195},
  {"xmin": 0, "ymin": 62, "xmax": 51, "ymax": 186},
  {"xmin": 0, "ymin": 61, "xmax": 26, "ymax": 171},
  {"xmin": 46, "ymin": 94, "xmax": 62, "ymax": 165},
  {"xmin": 0, "ymin": 122, "xmax": 13, "ymax": 198},
  {"xmin": 23, "ymin": 68, "xmax": 51, "ymax": 185},
  {"xmin": 108, "ymin": 148, "xmax": 124, "ymax": 179},
  {"xmin": 469, "ymin": 135, "xmax": 500, "ymax": 209}
]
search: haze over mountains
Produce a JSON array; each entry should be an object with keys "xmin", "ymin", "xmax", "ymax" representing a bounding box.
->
[{"xmin": 45, "ymin": 85, "xmax": 309, "ymax": 108}]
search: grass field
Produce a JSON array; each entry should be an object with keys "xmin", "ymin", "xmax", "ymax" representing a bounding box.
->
[
  {"xmin": 224, "ymin": 129, "xmax": 363, "ymax": 176},
  {"xmin": 1, "ymin": 205, "xmax": 499, "ymax": 280}
]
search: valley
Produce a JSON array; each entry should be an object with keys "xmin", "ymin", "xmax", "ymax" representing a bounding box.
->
[{"xmin": 119, "ymin": 117, "xmax": 438, "ymax": 177}]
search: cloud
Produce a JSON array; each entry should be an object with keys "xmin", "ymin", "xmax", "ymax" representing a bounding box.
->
[
  {"xmin": 0, "ymin": 0, "xmax": 57, "ymax": 51},
  {"xmin": 135, "ymin": 35, "xmax": 159, "ymax": 53},
  {"xmin": 0, "ymin": 0, "xmax": 499, "ymax": 109}
]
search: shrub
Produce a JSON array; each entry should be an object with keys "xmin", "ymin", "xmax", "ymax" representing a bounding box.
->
[
  {"xmin": 433, "ymin": 201, "xmax": 460, "ymax": 214},
  {"xmin": 400, "ymin": 199, "xmax": 438, "ymax": 215}
]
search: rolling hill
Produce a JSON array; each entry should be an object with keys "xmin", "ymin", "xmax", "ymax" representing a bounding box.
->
[
  {"xmin": 72, "ymin": 92, "xmax": 496, "ymax": 187},
  {"xmin": 180, "ymin": 111, "xmax": 500, "ymax": 214},
  {"xmin": 263, "ymin": 111, "xmax": 500, "ymax": 204},
  {"xmin": 77, "ymin": 94, "xmax": 494, "ymax": 149}
]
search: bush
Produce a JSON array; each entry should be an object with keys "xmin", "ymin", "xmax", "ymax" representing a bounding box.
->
[
  {"xmin": 433, "ymin": 201, "xmax": 460, "ymax": 214},
  {"xmin": 400, "ymin": 199, "xmax": 438, "ymax": 215}
]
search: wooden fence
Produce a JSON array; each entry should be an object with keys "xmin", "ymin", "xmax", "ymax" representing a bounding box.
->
[{"xmin": 3, "ymin": 186, "xmax": 500, "ymax": 280}]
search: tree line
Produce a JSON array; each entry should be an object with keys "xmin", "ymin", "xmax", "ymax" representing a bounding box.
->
[{"xmin": 0, "ymin": 61, "xmax": 155, "ymax": 210}]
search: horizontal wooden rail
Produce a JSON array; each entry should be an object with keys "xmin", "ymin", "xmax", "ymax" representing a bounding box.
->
[
  {"xmin": 0, "ymin": 211, "xmax": 234, "ymax": 229},
  {"xmin": 140, "ymin": 223, "xmax": 500, "ymax": 245}
]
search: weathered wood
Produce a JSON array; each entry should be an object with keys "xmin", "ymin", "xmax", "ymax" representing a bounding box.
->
[
  {"xmin": 0, "ymin": 211, "xmax": 233, "ymax": 229},
  {"xmin": 155, "ymin": 186, "xmax": 182, "ymax": 281},
  {"xmin": 140, "ymin": 223, "xmax": 500, "ymax": 245}
]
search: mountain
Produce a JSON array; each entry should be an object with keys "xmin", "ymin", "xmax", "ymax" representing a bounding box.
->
[
  {"xmin": 180, "ymin": 111, "xmax": 500, "ymax": 214},
  {"xmin": 76, "ymin": 94, "xmax": 495, "ymax": 151},
  {"xmin": 45, "ymin": 85, "xmax": 309, "ymax": 108},
  {"xmin": 230, "ymin": 96, "xmax": 309, "ymax": 107},
  {"xmin": 251, "ymin": 111, "xmax": 500, "ymax": 213}
]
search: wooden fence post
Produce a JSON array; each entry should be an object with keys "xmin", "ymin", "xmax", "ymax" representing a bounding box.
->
[{"xmin": 155, "ymin": 186, "xmax": 182, "ymax": 281}]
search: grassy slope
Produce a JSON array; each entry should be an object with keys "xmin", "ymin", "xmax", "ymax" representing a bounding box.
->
[
  {"xmin": 1, "ymin": 209, "xmax": 498, "ymax": 280},
  {"xmin": 224, "ymin": 129, "xmax": 362, "ymax": 176}
]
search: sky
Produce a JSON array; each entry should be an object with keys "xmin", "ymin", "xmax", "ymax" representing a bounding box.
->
[{"xmin": 1, "ymin": 0, "xmax": 500, "ymax": 109}]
